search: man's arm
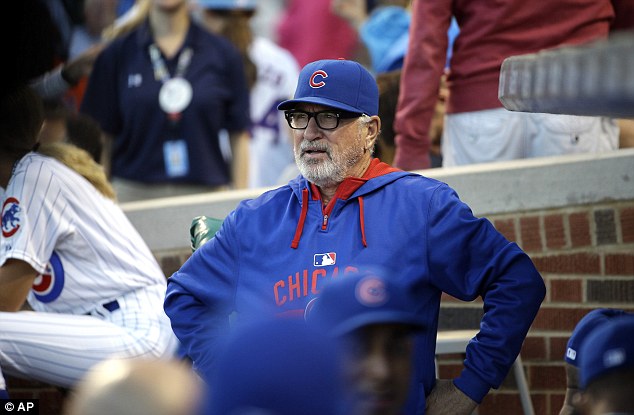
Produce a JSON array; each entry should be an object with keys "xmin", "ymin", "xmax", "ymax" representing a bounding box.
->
[
  {"xmin": 427, "ymin": 185, "xmax": 546, "ymax": 403},
  {"xmin": 0, "ymin": 259, "xmax": 37, "ymax": 312},
  {"xmin": 393, "ymin": 0, "xmax": 452, "ymax": 170},
  {"xmin": 164, "ymin": 211, "xmax": 240, "ymax": 380},
  {"xmin": 30, "ymin": 44, "xmax": 104, "ymax": 100}
]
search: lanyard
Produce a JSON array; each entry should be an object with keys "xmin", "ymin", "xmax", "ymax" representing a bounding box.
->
[{"xmin": 149, "ymin": 44, "xmax": 193, "ymax": 83}]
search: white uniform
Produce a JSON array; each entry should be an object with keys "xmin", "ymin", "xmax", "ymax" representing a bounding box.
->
[
  {"xmin": 0, "ymin": 153, "xmax": 178, "ymax": 389},
  {"xmin": 247, "ymin": 36, "xmax": 300, "ymax": 188}
]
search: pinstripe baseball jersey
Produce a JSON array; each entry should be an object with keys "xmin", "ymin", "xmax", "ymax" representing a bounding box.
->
[{"xmin": 1, "ymin": 152, "xmax": 166, "ymax": 314}]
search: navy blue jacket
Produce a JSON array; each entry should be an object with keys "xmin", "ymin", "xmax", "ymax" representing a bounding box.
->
[{"xmin": 81, "ymin": 19, "xmax": 250, "ymax": 185}]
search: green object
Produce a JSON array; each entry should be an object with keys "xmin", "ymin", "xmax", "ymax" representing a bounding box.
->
[{"xmin": 190, "ymin": 216, "xmax": 223, "ymax": 252}]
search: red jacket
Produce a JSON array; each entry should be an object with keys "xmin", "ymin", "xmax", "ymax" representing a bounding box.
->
[{"xmin": 394, "ymin": 0, "xmax": 633, "ymax": 170}]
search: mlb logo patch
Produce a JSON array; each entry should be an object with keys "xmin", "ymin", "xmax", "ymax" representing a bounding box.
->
[{"xmin": 314, "ymin": 252, "xmax": 336, "ymax": 266}]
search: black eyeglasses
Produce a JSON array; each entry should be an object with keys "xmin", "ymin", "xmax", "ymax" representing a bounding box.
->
[{"xmin": 284, "ymin": 110, "xmax": 362, "ymax": 130}]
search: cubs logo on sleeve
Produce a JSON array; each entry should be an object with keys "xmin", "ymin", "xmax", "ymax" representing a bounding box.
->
[
  {"xmin": 32, "ymin": 252, "xmax": 65, "ymax": 303},
  {"xmin": 2, "ymin": 197, "xmax": 21, "ymax": 237}
]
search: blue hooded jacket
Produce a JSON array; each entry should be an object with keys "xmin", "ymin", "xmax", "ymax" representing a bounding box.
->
[{"xmin": 164, "ymin": 159, "xmax": 545, "ymax": 411}]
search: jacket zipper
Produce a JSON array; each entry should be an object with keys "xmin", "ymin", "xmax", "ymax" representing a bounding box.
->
[{"xmin": 322, "ymin": 214, "xmax": 328, "ymax": 230}]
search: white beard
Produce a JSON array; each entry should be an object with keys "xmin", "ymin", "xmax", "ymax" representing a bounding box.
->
[{"xmin": 295, "ymin": 134, "xmax": 365, "ymax": 187}]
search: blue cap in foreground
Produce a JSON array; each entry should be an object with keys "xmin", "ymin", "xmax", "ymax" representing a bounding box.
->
[
  {"xmin": 206, "ymin": 318, "xmax": 349, "ymax": 415},
  {"xmin": 278, "ymin": 59, "xmax": 379, "ymax": 116},
  {"xmin": 565, "ymin": 308, "xmax": 629, "ymax": 366},
  {"xmin": 305, "ymin": 268, "xmax": 425, "ymax": 336},
  {"xmin": 579, "ymin": 314, "xmax": 634, "ymax": 388}
]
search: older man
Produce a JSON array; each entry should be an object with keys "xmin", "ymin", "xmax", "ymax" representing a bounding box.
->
[{"xmin": 164, "ymin": 59, "xmax": 545, "ymax": 414}]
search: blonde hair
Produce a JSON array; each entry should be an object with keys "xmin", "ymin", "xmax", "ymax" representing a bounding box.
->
[
  {"xmin": 102, "ymin": 0, "xmax": 151, "ymax": 41},
  {"xmin": 38, "ymin": 142, "xmax": 116, "ymax": 200}
]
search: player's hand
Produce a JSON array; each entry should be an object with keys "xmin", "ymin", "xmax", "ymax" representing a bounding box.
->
[{"xmin": 425, "ymin": 379, "xmax": 478, "ymax": 415}]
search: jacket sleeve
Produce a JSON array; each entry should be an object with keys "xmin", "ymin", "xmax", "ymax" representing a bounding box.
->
[
  {"xmin": 163, "ymin": 210, "xmax": 240, "ymax": 381},
  {"xmin": 393, "ymin": 0, "xmax": 452, "ymax": 170},
  {"xmin": 426, "ymin": 184, "xmax": 545, "ymax": 403}
]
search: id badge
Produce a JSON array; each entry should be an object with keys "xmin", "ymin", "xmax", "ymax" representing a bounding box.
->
[{"xmin": 163, "ymin": 140, "xmax": 189, "ymax": 177}]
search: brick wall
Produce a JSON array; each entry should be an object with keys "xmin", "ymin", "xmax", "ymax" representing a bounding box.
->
[{"xmin": 438, "ymin": 201, "xmax": 634, "ymax": 415}]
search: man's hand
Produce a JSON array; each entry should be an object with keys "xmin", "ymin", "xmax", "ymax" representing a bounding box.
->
[{"xmin": 426, "ymin": 379, "xmax": 478, "ymax": 415}]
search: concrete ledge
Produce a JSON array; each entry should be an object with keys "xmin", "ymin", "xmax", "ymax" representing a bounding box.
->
[{"xmin": 123, "ymin": 149, "xmax": 634, "ymax": 252}]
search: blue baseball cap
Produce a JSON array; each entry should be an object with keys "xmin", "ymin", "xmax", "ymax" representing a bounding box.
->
[
  {"xmin": 305, "ymin": 268, "xmax": 425, "ymax": 336},
  {"xmin": 196, "ymin": 0, "xmax": 256, "ymax": 10},
  {"xmin": 565, "ymin": 308, "xmax": 629, "ymax": 366},
  {"xmin": 579, "ymin": 315, "xmax": 634, "ymax": 388},
  {"xmin": 205, "ymin": 318, "xmax": 350, "ymax": 415},
  {"xmin": 278, "ymin": 59, "xmax": 379, "ymax": 116}
]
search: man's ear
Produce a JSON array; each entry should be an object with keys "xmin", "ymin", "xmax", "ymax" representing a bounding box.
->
[{"xmin": 366, "ymin": 116, "xmax": 381, "ymax": 151}]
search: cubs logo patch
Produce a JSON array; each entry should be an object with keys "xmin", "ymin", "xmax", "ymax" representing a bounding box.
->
[
  {"xmin": 2, "ymin": 197, "xmax": 21, "ymax": 237},
  {"xmin": 314, "ymin": 252, "xmax": 336, "ymax": 266},
  {"xmin": 33, "ymin": 251, "xmax": 65, "ymax": 303},
  {"xmin": 355, "ymin": 276, "xmax": 388, "ymax": 307},
  {"xmin": 309, "ymin": 70, "xmax": 328, "ymax": 88}
]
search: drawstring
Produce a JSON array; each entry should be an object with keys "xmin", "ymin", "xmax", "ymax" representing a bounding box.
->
[
  {"xmin": 291, "ymin": 188, "xmax": 368, "ymax": 249},
  {"xmin": 291, "ymin": 188, "xmax": 309, "ymax": 249},
  {"xmin": 359, "ymin": 196, "xmax": 367, "ymax": 247}
]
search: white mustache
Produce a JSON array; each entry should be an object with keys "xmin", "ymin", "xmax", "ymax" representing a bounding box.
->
[{"xmin": 300, "ymin": 142, "xmax": 330, "ymax": 155}]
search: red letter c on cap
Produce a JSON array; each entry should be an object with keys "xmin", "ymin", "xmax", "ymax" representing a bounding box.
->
[{"xmin": 309, "ymin": 70, "xmax": 328, "ymax": 88}]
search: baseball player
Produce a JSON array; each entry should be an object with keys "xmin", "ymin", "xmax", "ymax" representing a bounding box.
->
[{"xmin": 0, "ymin": 85, "xmax": 179, "ymax": 396}]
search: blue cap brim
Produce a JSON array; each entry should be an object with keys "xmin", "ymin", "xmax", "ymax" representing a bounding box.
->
[
  {"xmin": 277, "ymin": 97, "xmax": 365, "ymax": 114},
  {"xmin": 332, "ymin": 311, "xmax": 425, "ymax": 337}
]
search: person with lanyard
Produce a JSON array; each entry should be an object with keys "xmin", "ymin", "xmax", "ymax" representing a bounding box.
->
[{"xmin": 80, "ymin": 0, "xmax": 251, "ymax": 202}]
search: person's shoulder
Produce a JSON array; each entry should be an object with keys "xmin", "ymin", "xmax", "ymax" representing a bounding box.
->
[
  {"xmin": 385, "ymin": 170, "xmax": 448, "ymax": 191},
  {"xmin": 98, "ymin": 28, "xmax": 139, "ymax": 62},
  {"xmin": 378, "ymin": 171, "xmax": 460, "ymax": 206},
  {"xmin": 10, "ymin": 153, "xmax": 66, "ymax": 191},
  {"xmin": 191, "ymin": 22, "xmax": 238, "ymax": 54},
  {"xmin": 238, "ymin": 185, "xmax": 295, "ymax": 212},
  {"xmin": 15, "ymin": 152, "xmax": 52, "ymax": 174}
]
